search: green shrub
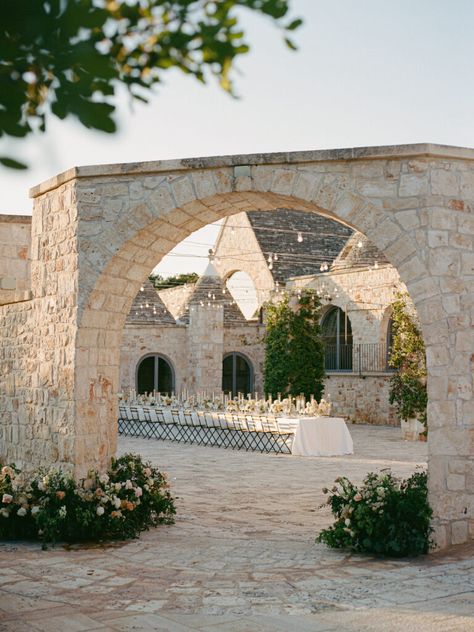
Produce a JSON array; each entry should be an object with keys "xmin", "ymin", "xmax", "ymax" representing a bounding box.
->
[
  {"xmin": 317, "ymin": 470, "xmax": 432, "ymax": 557},
  {"xmin": 0, "ymin": 453, "xmax": 175, "ymax": 548}
]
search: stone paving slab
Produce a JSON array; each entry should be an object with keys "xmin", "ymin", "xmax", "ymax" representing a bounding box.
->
[{"xmin": 0, "ymin": 425, "xmax": 473, "ymax": 631}]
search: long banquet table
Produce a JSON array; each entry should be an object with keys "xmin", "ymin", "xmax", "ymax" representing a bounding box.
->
[{"xmin": 279, "ymin": 416, "xmax": 354, "ymax": 456}]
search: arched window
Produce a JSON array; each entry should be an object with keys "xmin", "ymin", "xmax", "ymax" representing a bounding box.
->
[
  {"xmin": 321, "ymin": 306, "xmax": 353, "ymax": 371},
  {"xmin": 222, "ymin": 353, "xmax": 253, "ymax": 396},
  {"xmin": 136, "ymin": 354, "xmax": 175, "ymax": 394}
]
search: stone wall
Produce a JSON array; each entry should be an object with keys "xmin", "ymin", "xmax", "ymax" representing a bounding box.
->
[
  {"xmin": 214, "ymin": 212, "xmax": 274, "ymax": 306},
  {"xmin": 1, "ymin": 143, "xmax": 473, "ymax": 547},
  {"xmin": 120, "ymin": 324, "xmax": 187, "ymax": 393},
  {"xmin": 0, "ymin": 214, "xmax": 31, "ymax": 305},
  {"xmin": 289, "ymin": 264, "xmax": 406, "ymax": 346},
  {"xmin": 323, "ymin": 373, "xmax": 398, "ymax": 426},
  {"xmin": 223, "ymin": 323, "xmax": 265, "ymax": 394}
]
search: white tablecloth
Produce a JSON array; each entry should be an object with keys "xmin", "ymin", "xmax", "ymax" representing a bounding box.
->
[{"xmin": 282, "ymin": 417, "xmax": 353, "ymax": 456}]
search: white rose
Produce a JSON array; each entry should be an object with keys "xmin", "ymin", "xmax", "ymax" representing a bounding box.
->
[
  {"xmin": 144, "ymin": 468, "xmax": 152, "ymax": 477},
  {"xmin": 59, "ymin": 506, "xmax": 67, "ymax": 518},
  {"xmin": 96, "ymin": 506, "xmax": 105, "ymax": 516},
  {"xmin": 115, "ymin": 483, "xmax": 122, "ymax": 492},
  {"xmin": 37, "ymin": 481, "xmax": 45, "ymax": 492},
  {"xmin": 344, "ymin": 518, "xmax": 351, "ymax": 527},
  {"xmin": 2, "ymin": 494, "xmax": 13, "ymax": 504},
  {"xmin": 125, "ymin": 480, "xmax": 133, "ymax": 490},
  {"xmin": 0, "ymin": 508, "xmax": 9, "ymax": 518},
  {"xmin": 99, "ymin": 473, "xmax": 109, "ymax": 485},
  {"xmin": 31, "ymin": 506, "xmax": 40, "ymax": 516},
  {"xmin": 17, "ymin": 507, "xmax": 27, "ymax": 517},
  {"xmin": 134, "ymin": 487, "xmax": 143, "ymax": 498},
  {"xmin": 113, "ymin": 497, "xmax": 121, "ymax": 509}
]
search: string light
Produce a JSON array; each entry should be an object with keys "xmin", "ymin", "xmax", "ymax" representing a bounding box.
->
[
  {"xmin": 357, "ymin": 240, "xmax": 363, "ymax": 248},
  {"xmin": 297, "ymin": 231, "xmax": 303, "ymax": 243}
]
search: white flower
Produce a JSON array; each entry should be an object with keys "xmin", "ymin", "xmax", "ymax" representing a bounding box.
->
[
  {"xmin": 134, "ymin": 487, "xmax": 142, "ymax": 498},
  {"xmin": 2, "ymin": 494, "xmax": 13, "ymax": 504},
  {"xmin": 0, "ymin": 508, "xmax": 9, "ymax": 518},
  {"xmin": 144, "ymin": 484, "xmax": 149, "ymax": 492},
  {"xmin": 31, "ymin": 506, "xmax": 40, "ymax": 516},
  {"xmin": 17, "ymin": 507, "xmax": 27, "ymax": 517},
  {"xmin": 144, "ymin": 468, "xmax": 152, "ymax": 478},
  {"xmin": 59, "ymin": 506, "xmax": 67, "ymax": 518},
  {"xmin": 1, "ymin": 466, "xmax": 15, "ymax": 479},
  {"xmin": 37, "ymin": 481, "xmax": 45, "ymax": 492},
  {"xmin": 113, "ymin": 497, "xmax": 121, "ymax": 509},
  {"xmin": 96, "ymin": 506, "xmax": 105, "ymax": 516},
  {"xmin": 115, "ymin": 483, "xmax": 122, "ymax": 492},
  {"xmin": 354, "ymin": 493, "xmax": 362, "ymax": 502},
  {"xmin": 99, "ymin": 473, "xmax": 109, "ymax": 485},
  {"xmin": 125, "ymin": 480, "xmax": 133, "ymax": 490},
  {"xmin": 344, "ymin": 518, "xmax": 351, "ymax": 527}
]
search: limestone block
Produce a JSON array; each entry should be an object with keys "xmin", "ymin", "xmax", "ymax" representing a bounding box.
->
[
  {"xmin": 431, "ymin": 169, "xmax": 459, "ymax": 196},
  {"xmin": 451, "ymin": 520, "xmax": 468, "ymax": 545},
  {"xmin": 399, "ymin": 173, "xmax": 428, "ymax": 197},
  {"xmin": 447, "ymin": 474, "xmax": 465, "ymax": 491}
]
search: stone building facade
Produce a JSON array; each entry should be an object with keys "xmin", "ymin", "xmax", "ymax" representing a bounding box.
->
[{"xmin": 1, "ymin": 143, "xmax": 474, "ymax": 548}]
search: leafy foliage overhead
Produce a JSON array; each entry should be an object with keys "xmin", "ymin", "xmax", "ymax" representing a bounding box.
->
[{"xmin": 0, "ymin": 0, "xmax": 301, "ymax": 168}]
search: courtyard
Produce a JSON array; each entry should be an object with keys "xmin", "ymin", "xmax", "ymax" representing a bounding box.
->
[{"xmin": 1, "ymin": 426, "xmax": 473, "ymax": 632}]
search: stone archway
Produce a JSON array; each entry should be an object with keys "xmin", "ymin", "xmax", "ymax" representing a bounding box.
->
[{"xmin": 2, "ymin": 143, "xmax": 474, "ymax": 548}]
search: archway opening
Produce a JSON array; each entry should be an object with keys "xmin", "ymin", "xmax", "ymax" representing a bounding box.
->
[
  {"xmin": 321, "ymin": 306, "xmax": 353, "ymax": 371},
  {"xmin": 222, "ymin": 352, "xmax": 253, "ymax": 396},
  {"xmin": 137, "ymin": 354, "xmax": 175, "ymax": 395}
]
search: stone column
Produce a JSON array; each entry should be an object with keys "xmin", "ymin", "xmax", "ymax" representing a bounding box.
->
[{"xmin": 188, "ymin": 304, "xmax": 224, "ymax": 395}]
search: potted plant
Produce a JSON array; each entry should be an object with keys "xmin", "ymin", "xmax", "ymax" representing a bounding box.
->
[{"xmin": 388, "ymin": 293, "xmax": 427, "ymax": 440}]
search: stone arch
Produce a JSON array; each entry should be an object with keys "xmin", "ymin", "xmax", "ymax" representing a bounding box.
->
[
  {"xmin": 19, "ymin": 146, "xmax": 474, "ymax": 548},
  {"xmin": 76, "ymin": 185, "xmax": 433, "ymax": 467}
]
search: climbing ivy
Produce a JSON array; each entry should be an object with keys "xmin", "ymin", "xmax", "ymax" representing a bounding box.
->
[
  {"xmin": 264, "ymin": 290, "xmax": 325, "ymax": 400},
  {"xmin": 388, "ymin": 293, "xmax": 427, "ymax": 425}
]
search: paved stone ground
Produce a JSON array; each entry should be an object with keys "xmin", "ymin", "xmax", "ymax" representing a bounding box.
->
[{"xmin": 1, "ymin": 425, "xmax": 473, "ymax": 631}]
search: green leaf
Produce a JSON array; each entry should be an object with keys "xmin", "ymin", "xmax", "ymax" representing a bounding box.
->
[
  {"xmin": 287, "ymin": 18, "xmax": 303, "ymax": 31},
  {"xmin": 284, "ymin": 37, "xmax": 297, "ymax": 51},
  {"xmin": 0, "ymin": 156, "xmax": 28, "ymax": 169}
]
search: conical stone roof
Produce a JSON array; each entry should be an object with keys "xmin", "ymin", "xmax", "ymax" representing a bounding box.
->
[
  {"xmin": 331, "ymin": 232, "xmax": 389, "ymax": 271},
  {"xmin": 126, "ymin": 279, "xmax": 177, "ymax": 325},
  {"xmin": 178, "ymin": 260, "xmax": 248, "ymax": 326}
]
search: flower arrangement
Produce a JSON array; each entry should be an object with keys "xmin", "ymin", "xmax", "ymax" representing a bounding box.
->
[
  {"xmin": 0, "ymin": 453, "xmax": 175, "ymax": 548},
  {"xmin": 317, "ymin": 470, "xmax": 432, "ymax": 557}
]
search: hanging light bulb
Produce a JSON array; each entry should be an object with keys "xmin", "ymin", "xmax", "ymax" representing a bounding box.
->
[
  {"xmin": 374, "ymin": 261, "xmax": 379, "ymax": 269},
  {"xmin": 140, "ymin": 304, "xmax": 144, "ymax": 309},
  {"xmin": 223, "ymin": 288, "xmax": 226, "ymax": 294},
  {"xmin": 208, "ymin": 291, "xmax": 212, "ymax": 298},
  {"xmin": 273, "ymin": 253, "xmax": 278, "ymax": 261},
  {"xmin": 297, "ymin": 232, "xmax": 303, "ymax": 243},
  {"xmin": 267, "ymin": 253, "xmax": 273, "ymax": 264},
  {"xmin": 140, "ymin": 286, "xmax": 144, "ymax": 292},
  {"xmin": 357, "ymin": 240, "xmax": 363, "ymax": 248},
  {"xmin": 145, "ymin": 303, "xmax": 149, "ymax": 308},
  {"xmin": 269, "ymin": 261, "xmax": 273, "ymax": 270},
  {"xmin": 212, "ymin": 293, "xmax": 216, "ymax": 300}
]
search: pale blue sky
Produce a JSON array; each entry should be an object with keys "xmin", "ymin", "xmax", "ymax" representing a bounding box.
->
[{"xmin": 2, "ymin": 0, "xmax": 473, "ymax": 274}]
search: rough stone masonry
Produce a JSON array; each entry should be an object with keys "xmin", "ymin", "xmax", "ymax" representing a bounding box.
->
[{"xmin": 0, "ymin": 143, "xmax": 473, "ymax": 549}]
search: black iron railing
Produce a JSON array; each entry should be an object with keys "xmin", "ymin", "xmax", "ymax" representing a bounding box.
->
[{"xmin": 324, "ymin": 343, "xmax": 394, "ymax": 373}]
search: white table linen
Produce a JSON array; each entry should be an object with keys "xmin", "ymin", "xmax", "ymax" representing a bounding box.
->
[{"xmin": 281, "ymin": 416, "xmax": 353, "ymax": 456}]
